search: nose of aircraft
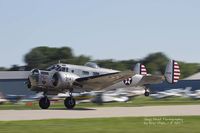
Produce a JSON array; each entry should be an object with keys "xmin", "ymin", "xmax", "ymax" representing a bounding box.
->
[
  {"xmin": 25, "ymin": 78, "xmax": 31, "ymax": 88},
  {"xmin": 28, "ymin": 69, "xmax": 41, "ymax": 87}
]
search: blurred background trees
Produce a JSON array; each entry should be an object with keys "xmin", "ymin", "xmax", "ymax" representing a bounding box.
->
[{"xmin": 1, "ymin": 46, "xmax": 199, "ymax": 79}]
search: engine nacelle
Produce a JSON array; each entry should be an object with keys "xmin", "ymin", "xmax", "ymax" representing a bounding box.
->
[
  {"xmin": 52, "ymin": 72, "xmax": 80, "ymax": 90},
  {"xmin": 27, "ymin": 69, "xmax": 41, "ymax": 89}
]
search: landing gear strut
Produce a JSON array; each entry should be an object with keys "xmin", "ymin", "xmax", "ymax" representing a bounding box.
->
[
  {"xmin": 64, "ymin": 89, "xmax": 76, "ymax": 109},
  {"xmin": 39, "ymin": 96, "xmax": 50, "ymax": 109},
  {"xmin": 144, "ymin": 88, "xmax": 150, "ymax": 97}
]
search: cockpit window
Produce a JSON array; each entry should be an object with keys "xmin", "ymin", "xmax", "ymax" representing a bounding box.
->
[
  {"xmin": 55, "ymin": 65, "xmax": 61, "ymax": 71},
  {"xmin": 47, "ymin": 65, "xmax": 55, "ymax": 71},
  {"xmin": 32, "ymin": 69, "xmax": 39, "ymax": 75},
  {"xmin": 47, "ymin": 64, "xmax": 70, "ymax": 72},
  {"xmin": 84, "ymin": 62, "xmax": 99, "ymax": 68}
]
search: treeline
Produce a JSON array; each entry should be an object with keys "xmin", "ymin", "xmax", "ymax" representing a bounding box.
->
[{"xmin": 1, "ymin": 46, "xmax": 200, "ymax": 79}]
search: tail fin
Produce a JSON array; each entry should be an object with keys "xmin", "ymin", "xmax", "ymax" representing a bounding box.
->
[
  {"xmin": 134, "ymin": 63, "xmax": 147, "ymax": 75},
  {"xmin": 165, "ymin": 60, "xmax": 181, "ymax": 84}
]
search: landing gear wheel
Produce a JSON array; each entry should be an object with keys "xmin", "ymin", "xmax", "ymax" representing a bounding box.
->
[
  {"xmin": 64, "ymin": 97, "xmax": 76, "ymax": 109},
  {"xmin": 144, "ymin": 91, "xmax": 150, "ymax": 97},
  {"xmin": 39, "ymin": 96, "xmax": 50, "ymax": 109}
]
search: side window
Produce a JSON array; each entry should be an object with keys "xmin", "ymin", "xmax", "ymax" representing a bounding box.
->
[
  {"xmin": 82, "ymin": 71, "xmax": 89, "ymax": 75},
  {"xmin": 71, "ymin": 70, "xmax": 74, "ymax": 73},
  {"xmin": 61, "ymin": 67, "xmax": 65, "ymax": 72},
  {"xmin": 41, "ymin": 72, "xmax": 49, "ymax": 75},
  {"xmin": 93, "ymin": 72, "xmax": 99, "ymax": 76}
]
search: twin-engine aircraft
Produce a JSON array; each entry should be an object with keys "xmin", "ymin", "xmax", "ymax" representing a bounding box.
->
[{"xmin": 26, "ymin": 60, "xmax": 180, "ymax": 109}]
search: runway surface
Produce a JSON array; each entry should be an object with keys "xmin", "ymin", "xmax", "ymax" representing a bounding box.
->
[{"xmin": 0, "ymin": 105, "xmax": 200, "ymax": 121}]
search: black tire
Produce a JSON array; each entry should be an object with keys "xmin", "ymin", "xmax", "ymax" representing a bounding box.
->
[
  {"xmin": 64, "ymin": 97, "xmax": 76, "ymax": 109},
  {"xmin": 39, "ymin": 97, "xmax": 50, "ymax": 109},
  {"xmin": 144, "ymin": 91, "xmax": 150, "ymax": 97}
]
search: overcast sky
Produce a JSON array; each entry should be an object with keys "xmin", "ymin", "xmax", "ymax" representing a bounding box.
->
[{"xmin": 0, "ymin": 0, "xmax": 200, "ymax": 67}]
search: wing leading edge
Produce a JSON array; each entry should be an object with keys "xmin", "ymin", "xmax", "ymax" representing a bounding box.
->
[{"xmin": 74, "ymin": 71, "xmax": 134, "ymax": 91}]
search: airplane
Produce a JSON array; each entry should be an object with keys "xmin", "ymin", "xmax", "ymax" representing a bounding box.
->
[
  {"xmin": 55, "ymin": 91, "xmax": 130, "ymax": 104},
  {"xmin": 92, "ymin": 87, "xmax": 145, "ymax": 103},
  {"xmin": 5, "ymin": 94, "xmax": 25, "ymax": 103},
  {"xmin": 25, "ymin": 60, "xmax": 180, "ymax": 109},
  {"xmin": 0, "ymin": 92, "xmax": 8, "ymax": 104},
  {"xmin": 187, "ymin": 90, "xmax": 200, "ymax": 99},
  {"xmin": 54, "ymin": 87, "xmax": 144, "ymax": 104},
  {"xmin": 19, "ymin": 92, "xmax": 43, "ymax": 103},
  {"xmin": 150, "ymin": 89, "xmax": 184, "ymax": 99},
  {"xmin": 150, "ymin": 87, "xmax": 193, "ymax": 99},
  {"xmin": 92, "ymin": 92, "xmax": 129, "ymax": 103},
  {"xmin": 183, "ymin": 87, "xmax": 200, "ymax": 99}
]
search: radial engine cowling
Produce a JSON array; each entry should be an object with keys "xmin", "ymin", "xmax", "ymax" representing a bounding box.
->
[{"xmin": 52, "ymin": 72, "xmax": 79, "ymax": 90}]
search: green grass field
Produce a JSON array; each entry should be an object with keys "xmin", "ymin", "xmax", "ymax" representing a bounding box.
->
[
  {"xmin": 0, "ymin": 97, "xmax": 200, "ymax": 133},
  {"xmin": 0, "ymin": 96, "xmax": 200, "ymax": 110},
  {"xmin": 0, "ymin": 116, "xmax": 199, "ymax": 133}
]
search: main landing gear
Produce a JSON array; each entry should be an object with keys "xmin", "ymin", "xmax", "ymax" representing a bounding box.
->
[
  {"xmin": 144, "ymin": 88, "xmax": 150, "ymax": 97},
  {"xmin": 38, "ymin": 90, "xmax": 76, "ymax": 110},
  {"xmin": 64, "ymin": 89, "xmax": 76, "ymax": 109},
  {"xmin": 39, "ymin": 96, "xmax": 50, "ymax": 109},
  {"xmin": 64, "ymin": 96, "xmax": 76, "ymax": 109}
]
